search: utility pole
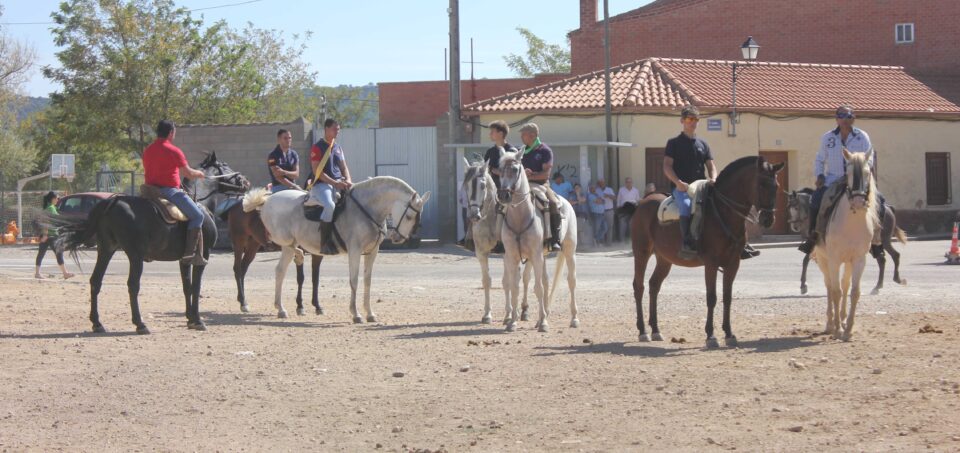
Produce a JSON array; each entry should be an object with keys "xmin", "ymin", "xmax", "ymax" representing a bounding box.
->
[
  {"xmin": 448, "ymin": 0, "xmax": 461, "ymax": 146},
  {"xmin": 603, "ymin": 0, "xmax": 616, "ymax": 185}
]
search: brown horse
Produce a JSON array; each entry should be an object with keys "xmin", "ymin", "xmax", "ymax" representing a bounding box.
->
[
  {"xmin": 188, "ymin": 153, "xmax": 324, "ymax": 315},
  {"xmin": 621, "ymin": 156, "xmax": 784, "ymax": 348}
]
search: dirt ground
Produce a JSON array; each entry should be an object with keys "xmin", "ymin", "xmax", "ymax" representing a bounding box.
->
[{"xmin": 1, "ymin": 242, "xmax": 960, "ymax": 452}]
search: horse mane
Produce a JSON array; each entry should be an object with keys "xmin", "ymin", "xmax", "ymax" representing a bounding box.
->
[
  {"xmin": 717, "ymin": 156, "xmax": 760, "ymax": 185},
  {"xmin": 353, "ymin": 175, "xmax": 416, "ymax": 195},
  {"xmin": 798, "ymin": 187, "xmax": 815, "ymax": 195}
]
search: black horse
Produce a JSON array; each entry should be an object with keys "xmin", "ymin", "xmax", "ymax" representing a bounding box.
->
[{"xmin": 58, "ymin": 190, "xmax": 218, "ymax": 334}]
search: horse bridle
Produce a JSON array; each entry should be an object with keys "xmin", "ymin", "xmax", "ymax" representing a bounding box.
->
[
  {"xmin": 712, "ymin": 173, "xmax": 778, "ymax": 224},
  {"xmin": 350, "ymin": 190, "xmax": 423, "ymax": 242},
  {"xmin": 497, "ymin": 159, "xmax": 531, "ymax": 207},
  {"xmin": 847, "ymin": 158, "xmax": 871, "ymax": 202}
]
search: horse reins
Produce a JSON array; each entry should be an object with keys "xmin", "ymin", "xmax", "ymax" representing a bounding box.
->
[{"xmin": 348, "ymin": 190, "xmax": 422, "ymax": 242}]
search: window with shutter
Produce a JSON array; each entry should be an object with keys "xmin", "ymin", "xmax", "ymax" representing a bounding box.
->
[{"xmin": 925, "ymin": 152, "xmax": 951, "ymax": 205}]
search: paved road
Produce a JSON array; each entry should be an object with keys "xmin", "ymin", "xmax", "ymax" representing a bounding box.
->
[{"xmin": 3, "ymin": 239, "xmax": 958, "ymax": 317}]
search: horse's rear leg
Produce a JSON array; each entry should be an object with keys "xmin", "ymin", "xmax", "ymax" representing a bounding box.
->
[
  {"xmin": 633, "ymin": 250, "xmax": 651, "ymax": 342},
  {"xmin": 800, "ymin": 253, "xmax": 811, "ymax": 295},
  {"xmin": 189, "ymin": 264, "xmax": 207, "ymax": 331},
  {"xmin": 125, "ymin": 257, "xmax": 149, "ymax": 334},
  {"xmin": 347, "ymin": 250, "xmax": 363, "ymax": 324},
  {"xmin": 520, "ymin": 262, "xmax": 532, "ymax": 321},
  {"xmin": 362, "ymin": 250, "xmax": 379, "ymax": 323},
  {"xmin": 565, "ymin": 251, "xmax": 579, "ymax": 328},
  {"xmin": 887, "ymin": 242, "xmax": 904, "ymax": 285},
  {"xmin": 704, "ymin": 264, "xmax": 720, "ymax": 348},
  {"xmin": 295, "ymin": 263, "xmax": 306, "ymax": 316},
  {"xmin": 647, "ymin": 257, "xmax": 672, "ymax": 342},
  {"xmin": 89, "ymin": 249, "xmax": 115, "ymax": 333},
  {"xmin": 235, "ymin": 242, "xmax": 258, "ymax": 312},
  {"xmin": 870, "ymin": 250, "xmax": 886, "ymax": 296},
  {"xmin": 273, "ymin": 247, "xmax": 296, "ymax": 319},
  {"xmin": 311, "ymin": 254, "xmax": 324, "ymax": 315}
]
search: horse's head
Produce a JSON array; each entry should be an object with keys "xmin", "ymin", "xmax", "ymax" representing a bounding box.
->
[
  {"xmin": 198, "ymin": 151, "xmax": 251, "ymax": 195},
  {"xmin": 497, "ymin": 147, "xmax": 525, "ymax": 204},
  {"xmin": 755, "ymin": 158, "xmax": 785, "ymax": 228},
  {"xmin": 786, "ymin": 190, "xmax": 811, "ymax": 232},
  {"xmin": 844, "ymin": 148, "xmax": 874, "ymax": 213},
  {"xmin": 386, "ymin": 190, "xmax": 431, "ymax": 244},
  {"xmin": 461, "ymin": 158, "xmax": 492, "ymax": 222}
]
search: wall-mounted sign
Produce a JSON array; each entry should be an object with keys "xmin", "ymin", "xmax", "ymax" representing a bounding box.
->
[{"xmin": 707, "ymin": 118, "xmax": 722, "ymax": 131}]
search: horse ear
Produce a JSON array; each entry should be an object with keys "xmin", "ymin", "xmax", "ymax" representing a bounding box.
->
[
  {"xmin": 497, "ymin": 146, "xmax": 505, "ymax": 160},
  {"xmin": 842, "ymin": 147, "xmax": 852, "ymax": 161},
  {"xmin": 865, "ymin": 148, "xmax": 874, "ymax": 164},
  {"xmin": 461, "ymin": 156, "xmax": 470, "ymax": 168},
  {"xmin": 420, "ymin": 191, "xmax": 432, "ymax": 204}
]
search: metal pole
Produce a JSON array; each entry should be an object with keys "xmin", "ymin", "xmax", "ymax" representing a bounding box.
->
[
  {"xmin": 730, "ymin": 63, "xmax": 738, "ymax": 137},
  {"xmin": 444, "ymin": 47, "xmax": 448, "ymax": 81},
  {"xmin": 603, "ymin": 0, "xmax": 613, "ymax": 151},
  {"xmin": 448, "ymin": 0, "xmax": 461, "ymax": 146}
]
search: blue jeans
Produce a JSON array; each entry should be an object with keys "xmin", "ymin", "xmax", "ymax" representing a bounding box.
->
[
  {"xmin": 591, "ymin": 212, "xmax": 608, "ymax": 244},
  {"xmin": 672, "ymin": 188, "xmax": 692, "ymax": 217},
  {"xmin": 271, "ymin": 184, "xmax": 292, "ymax": 194},
  {"xmin": 157, "ymin": 187, "xmax": 205, "ymax": 229},
  {"xmin": 308, "ymin": 182, "xmax": 336, "ymax": 222}
]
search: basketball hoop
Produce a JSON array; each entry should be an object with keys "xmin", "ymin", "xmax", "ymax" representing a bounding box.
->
[{"xmin": 51, "ymin": 154, "xmax": 76, "ymax": 182}]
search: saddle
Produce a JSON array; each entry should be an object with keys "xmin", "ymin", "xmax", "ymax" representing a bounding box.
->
[
  {"xmin": 814, "ymin": 181, "xmax": 848, "ymax": 242},
  {"xmin": 302, "ymin": 190, "xmax": 346, "ymax": 222},
  {"xmin": 139, "ymin": 184, "xmax": 188, "ymax": 225},
  {"xmin": 657, "ymin": 179, "xmax": 709, "ymax": 240}
]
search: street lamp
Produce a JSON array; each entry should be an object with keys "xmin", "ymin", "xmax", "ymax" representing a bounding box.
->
[{"xmin": 730, "ymin": 36, "xmax": 759, "ymax": 136}]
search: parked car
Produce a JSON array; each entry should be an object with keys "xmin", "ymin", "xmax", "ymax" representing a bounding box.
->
[{"xmin": 56, "ymin": 192, "xmax": 116, "ymax": 222}]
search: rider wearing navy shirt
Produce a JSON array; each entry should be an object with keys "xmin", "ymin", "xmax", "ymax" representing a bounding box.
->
[
  {"xmin": 519, "ymin": 122, "xmax": 562, "ymax": 251},
  {"xmin": 267, "ymin": 129, "xmax": 300, "ymax": 192}
]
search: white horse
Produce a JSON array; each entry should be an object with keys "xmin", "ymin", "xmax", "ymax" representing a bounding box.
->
[
  {"xmin": 243, "ymin": 177, "xmax": 430, "ymax": 322},
  {"xmin": 813, "ymin": 149, "xmax": 877, "ymax": 341},
  {"xmin": 495, "ymin": 150, "xmax": 579, "ymax": 332}
]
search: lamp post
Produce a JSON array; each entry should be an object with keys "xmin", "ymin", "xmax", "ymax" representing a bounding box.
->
[{"xmin": 730, "ymin": 36, "xmax": 760, "ymax": 137}]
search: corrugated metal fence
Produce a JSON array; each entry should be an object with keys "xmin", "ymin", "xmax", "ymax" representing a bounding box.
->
[{"xmin": 337, "ymin": 127, "xmax": 439, "ymax": 239}]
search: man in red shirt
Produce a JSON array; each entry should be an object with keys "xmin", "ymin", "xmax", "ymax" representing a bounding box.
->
[{"xmin": 142, "ymin": 120, "xmax": 208, "ymax": 264}]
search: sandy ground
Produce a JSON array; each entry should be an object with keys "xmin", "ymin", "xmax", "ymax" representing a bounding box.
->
[{"xmin": 1, "ymin": 241, "xmax": 960, "ymax": 452}]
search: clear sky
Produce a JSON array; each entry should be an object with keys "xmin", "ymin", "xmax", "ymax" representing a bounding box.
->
[{"xmin": 1, "ymin": 0, "xmax": 652, "ymax": 98}]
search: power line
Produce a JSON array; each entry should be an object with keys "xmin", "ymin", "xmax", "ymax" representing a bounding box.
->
[{"xmin": 0, "ymin": 0, "xmax": 263, "ymax": 25}]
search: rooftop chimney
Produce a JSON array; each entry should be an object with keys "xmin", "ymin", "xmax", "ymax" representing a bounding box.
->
[{"xmin": 580, "ymin": 0, "xmax": 598, "ymax": 29}]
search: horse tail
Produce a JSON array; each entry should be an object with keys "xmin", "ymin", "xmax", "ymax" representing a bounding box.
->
[
  {"xmin": 56, "ymin": 196, "xmax": 119, "ymax": 259},
  {"xmin": 243, "ymin": 187, "xmax": 271, "ymax": 212},
  {"xmin": 894, "ymin": 226, "xmax": 907, "ymax": 245}
]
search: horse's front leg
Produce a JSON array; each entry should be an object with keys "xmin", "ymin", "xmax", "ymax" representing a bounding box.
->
[
  {"xmin": 502, "ymin": 255, "xmax": 520, "ymax": 331},
  {"xmin": 273, "ymin": 246, "xmax": 296, "ymax": 319},
  {"xmin": 532, "ymin": 255, "xmax": 549, "ymax": 333},
  {"xmin": 839, "ymin": 262, "xmax": 852, "ymax": 335},
  {"xmin": 348, "ymin": 249, "xmax": 363, "ymax": 324},
  {"xmin": 888, "ymin": 243, "xmax": 903, "ymax": 285},
  {"xmin": 800, "ymin": 253, "xmax": 811, "ymax": 295},
  {"xmin": 842, "ymin": 258, "xmax": 866, "ymax": 342},
  {"xmin": 478, "ymin": 252, "xmax": 493, "ymax": 324},
  {"xmin": 362, "ymin": 249, "xmax": 379, "ymax": 323},
  {"xmin": 703, "ymin": 264, "xmax": 720, "ymax": 348},
  {"xmin": 648, "ymin": 257, "xmax": 672, "ymax": 341},
  {"xmin": 720, "ymin": 260, "xmax": 740, "ymax": 347},
  {"xmin": 190, "ymin": 263, "xmax": 207, "ymax": 331},
  {"xmin": 126, "ymin": 256, "xmax": 149, "ymax": 335},
  {"xmin": 520, "ymin": 261, "xmax": 532, "ymax": 321}
]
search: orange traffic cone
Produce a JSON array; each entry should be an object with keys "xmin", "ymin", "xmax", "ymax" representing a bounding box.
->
[{"xmin": 946, "ymin": 222, "xmax": 960, "ymax": 264}]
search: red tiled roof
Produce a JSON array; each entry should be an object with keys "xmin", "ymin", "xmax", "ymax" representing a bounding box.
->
[{"xmin": 463, "ymin": 58, "xmax": 960, "ymax": 116}]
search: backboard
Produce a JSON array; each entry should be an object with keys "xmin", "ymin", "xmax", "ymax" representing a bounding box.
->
[{"xmin": 51, "ymin": 154, "xmax": 76, "ymax": 181}]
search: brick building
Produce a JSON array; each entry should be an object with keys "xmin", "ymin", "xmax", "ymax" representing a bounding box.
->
[{"xmin": 572, "ymin": 0, "xmax": 960, "ymax": 76}]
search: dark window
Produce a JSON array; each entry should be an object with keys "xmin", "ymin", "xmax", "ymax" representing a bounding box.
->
[
  {"xmin": 896, "ymin": 23, "xmax": 914, "ymax": 44},
  {"xmin": 645, "ymin": 148, "xmax": 670, "ymax": 194},
  {"xmin": 925, "ymin": 152, "xmax": 951, "ymax": 205}
]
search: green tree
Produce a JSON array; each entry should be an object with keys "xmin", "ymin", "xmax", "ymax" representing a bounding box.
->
[
  {"xmin": 0, "ymin": 5, "xmax": 39, "ymax": 185},
  {"xmin": 314, "ymin": 85, "xmax": 378, "ymax": 128},
  {"xmin": 503, "ymin": 27, "xmax": 571, "ymax": 77}
]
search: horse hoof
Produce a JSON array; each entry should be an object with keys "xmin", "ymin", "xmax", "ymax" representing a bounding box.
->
[
  {"xmin": 240, "ymin": 304, "xmax": 250, "ymax": 313},
  {"xmin": 538, "ymin": 323, "xmax": 549, "ymax": 333},
  {"xmin": 841, "ymin": 332, "xmax": 853, "ymax": 342},
  {"xmin": 296, "ymin": 307, "xmax": 305, "ymax": 316},
  {"xmin": 569, "ymin": 319, "xmax": 580, "ymax": 328},
  {"xmin": 520, "ymin": 312, "xmax": 530, "ymax": 322},
  {"xmin": 870, "ymin": 287, "xmax": 881, "ymax": 296},
  {"xmin": 505, "ymin": 323, "xmax": 517, "ymax": 332},
  {"xmin": 278, "ymin": 311, "xmax": 288, "ymax": 319},
  {"xmin": 353, "ymin": 316, "xmax": 363, "ymax": 324},
  {"xmin": 800, "ymin": 285, "xmax": 808, "ymax": 295},
  {"xmin": 502, "ymin": 318, "xmax": 511, "ymax": 326},
  {"xmin": 705, "ymin": 337, "xmax": 720, "ymax": 349},
  {"xmin": 316, "ymin": 308, "xmax": 324, "ymax": 315},
  {"xmin": 92, "ymin": 325, "xmax": 106, "ymax": 334},
  {"xmin": 725, "ymin": 336, "xmax": 738, "ymax": 347},
  {"xmin": 136, "ymin": 326, "xmax": 151, "ymax": 335},
  {"xmin": 481, "ymin": 316, "xmax": 492, "ymax": 325},
  {"xmin": 188, "ymin": 322, "xmax": 207, "ymax": 331},
  {"xmin": 366, "ymin": 315, "xmax": 378, "ymax": 323},
  {"xmin": 651, "ymin": 333, "xmax": 664, "ymax": 341},
  {"xmin": 638, "ymin": 333, "xmax": 651, "ymax": 342},
  {"xmin": 899, "ymin": 278, "xmax": 907, "ymax": 286}
]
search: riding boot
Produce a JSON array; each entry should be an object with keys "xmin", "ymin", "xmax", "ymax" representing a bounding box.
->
[
  {"xmin": 549, "ymin": 212, "xmax": 563, "ymax": 251},
  {"xmin": 319, "ymin": 221, "xmax": 339, "ymax": 255},
  {"xmin": 741, "ymin": 243, "xmax": 760, "ymax": 260},
  {"xmin": 182, "ymin": 228, "xmax": 207, "ymax": 266},
  {"xmin": 798, "ymin": 209, "xmax": 818, "ymax": 254},
  {"xmin": 678, "ymin": 216, "xmax": 697, "ymax": 259}
]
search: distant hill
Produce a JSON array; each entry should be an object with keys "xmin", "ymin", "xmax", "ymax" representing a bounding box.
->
[{"xmin": 14, "ymin": 96, "xmax": 50, "ymax": 122}]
